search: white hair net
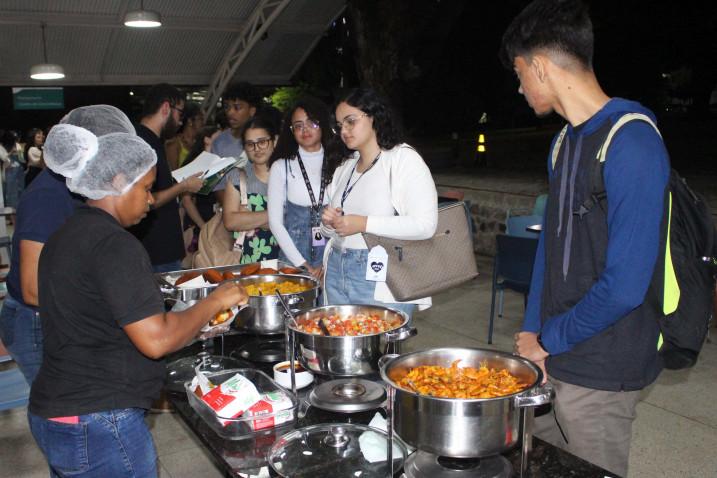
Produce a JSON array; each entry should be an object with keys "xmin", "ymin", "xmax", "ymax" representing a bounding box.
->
[
  {"xmin": 44, "ymin": 104, "xmax": 157, "ymax": 200},
  {"xmin": 44, "ymin": 104, "xmax": 135, "ymax": 176}
]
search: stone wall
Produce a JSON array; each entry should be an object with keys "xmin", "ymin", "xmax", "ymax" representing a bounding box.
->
[
  {"xmin": 434, "ymin": 170, "xmax": 717, "ymax": 257},
  {"xmin": 434, "ymin": 172, "xmax": 548, "ymax": 256}
]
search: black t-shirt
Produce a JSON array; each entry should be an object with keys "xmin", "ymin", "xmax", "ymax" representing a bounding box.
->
[
  {"xmin": 130, "ymin": 124, "xmax": 185, "ymax": 265},
  {"xmin": 29, "ymin": 205, "xmax": 166, "ymax": 418}
]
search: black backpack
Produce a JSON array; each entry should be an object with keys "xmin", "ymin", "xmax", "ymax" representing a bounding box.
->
[{"xmin": 552, "ymin": 113, "xmax": 717, "ymax": 369}]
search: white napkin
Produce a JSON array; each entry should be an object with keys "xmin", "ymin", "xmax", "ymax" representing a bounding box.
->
[
  {"xmin": 358, "ymin": 412, "xmax": 408, "ymax": 464},
  {"xmin": 260, "ymin": 259, "xmax": 279, "ymax": 270},
  {"xmin": 176, "ymin": 275, "xmax": 211, "ymax": 289}
]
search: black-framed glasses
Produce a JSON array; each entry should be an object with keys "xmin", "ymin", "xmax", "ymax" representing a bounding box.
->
[
  {"xmin": 171, "ymin": 105, "xmax": 185, "ymax": 116},
  {"xmin": 334, "ymin": 113, "xmax": 367, "ymax": 132},
  {"xmin": 290, "ymin": 119, "xmax": 320, "ymax": 132},
  {"xmin": 244, "ymin": 137, "xmax": 272, "ymax": 152}
]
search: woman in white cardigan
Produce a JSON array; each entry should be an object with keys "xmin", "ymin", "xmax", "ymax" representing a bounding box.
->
[{"xmin": 321, "ymin": 88, "xmax": 437, "ymax": 316}]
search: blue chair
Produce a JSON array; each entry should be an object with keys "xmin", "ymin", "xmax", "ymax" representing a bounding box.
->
[
  {"xmin": 0, "ymin": 355, "xmax": 30, "ymax": 411},
  {"xmin": 488, "ymin": 234, "xmax": 539, "ymax": 344},
  {"xmin": 532, "ymin": 194, "xmax": 548, "ymax": 217},
  {"xmin": 506, "ymin": 214, "xmax": 542, "ymax": 238}
]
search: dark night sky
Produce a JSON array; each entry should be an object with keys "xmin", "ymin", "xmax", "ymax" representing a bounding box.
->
[{"xmin": 297, "ymin": 0, "xmax": 717, "ymax": 135}]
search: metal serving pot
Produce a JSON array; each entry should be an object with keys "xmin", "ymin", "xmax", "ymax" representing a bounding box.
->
[
  {"xmin": 288, "ymin": 305, "xmax": 416, "ymax": 376},
  {"xmin": 155, "ymin": 264, "xmax": 243, "ymax": 303},
  {"xmin": 154, "ymin": 262, "xmax": 298, "ymax": 304},
  {"xmin": 233, "ymin": 274, "xmax": 319, "ymax": 335},
  {"xmin": 379, "ymin": 347, "xmax": 554, "ymax": 458}
]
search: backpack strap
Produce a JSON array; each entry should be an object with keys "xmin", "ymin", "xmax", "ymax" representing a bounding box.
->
[{"xmin": 575, "ymin": 113, "xmax": 662, "ymax": 217}]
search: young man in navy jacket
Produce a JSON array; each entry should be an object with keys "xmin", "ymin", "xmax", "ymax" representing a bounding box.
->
[{"xmin": 501, "ymin": 1, "xmax": 670, "ymax": 476}]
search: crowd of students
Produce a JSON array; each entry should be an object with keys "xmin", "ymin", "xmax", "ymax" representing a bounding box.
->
[
  {"xmin": 0, "ymin": 1, "xmax": 695, "ymax": 476},
  {"xmin": 0, "ymin": 77, "xmax": 438, "ymax": 476}
]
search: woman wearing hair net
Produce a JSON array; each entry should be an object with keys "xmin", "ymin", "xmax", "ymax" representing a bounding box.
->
[
  {"xmin": 26, "ymin": 109, "xmax": 248, "ymax": 478},
  {"xmin": 0, "ymin": 105, "xmax": 141, "ymax": 387}
]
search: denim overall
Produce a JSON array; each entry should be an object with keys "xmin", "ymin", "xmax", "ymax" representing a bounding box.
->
[{"xmin": 277, "ymin": 159, "xmax": 325, "ymax": 268}]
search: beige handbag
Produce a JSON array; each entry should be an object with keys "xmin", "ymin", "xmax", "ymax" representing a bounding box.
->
[
  {"xmin": 362, "ymin": 201, "xmax": 478, "ymax": 301},
  {"xmin": 193, "ymin": 169, "xmax": 248, "ymax": 268}
]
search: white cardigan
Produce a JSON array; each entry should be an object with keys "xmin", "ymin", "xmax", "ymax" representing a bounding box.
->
[{"xmin": 321, "ymin": 144, "xmax": 438, "ymax": 308}]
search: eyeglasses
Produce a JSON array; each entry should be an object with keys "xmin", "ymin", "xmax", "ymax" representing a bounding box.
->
[
  {"xmin": 171, "ymin": 105, "xmax": 184, "ymax": 116},
  {"xmin": 334, "ymin": 113, "xmax": 368, "ymax": 132},
  {"xmin": 290, "ymin": 119, "xmax": 320, "ymax": 132},
  {"xmin": 244, "ymin": 137, "xmax": 272, "ymax": 152}
]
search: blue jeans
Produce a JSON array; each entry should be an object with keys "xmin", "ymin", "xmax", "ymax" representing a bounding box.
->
[
  {"xmin": 325, "ymin": 248, "xmax": 415, "ymax": 318},
  {"xmin": 0, "ymin": 295, "xmax": 43, "ymax": 385},
  {"xmin": 278, "ymin": 200, "xmax": 325, "ymax": 268},
  {"xmin": 151, "ymin": 260, "xmax": 183, "ymax": 274},
  {"xmin": 28, "ymin": 408, "xmax": 158, "ymax": 478},
  {"xmin": 4, "ymin": 166, "xmax": 25, "ymax": 208}
]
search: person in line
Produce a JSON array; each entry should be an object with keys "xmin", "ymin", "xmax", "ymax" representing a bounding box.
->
[
  {"xmin": 131, "ymin": 83, "xmax": 203, "ymax": 273},
  {"xmin": 212, "ymin": 82, "xmax": 261, "ymax": 203},
  {"xmin": 222, "ymin": 115, "xmax": 280, "ymax": 264},
  {"xmin": 0, "ymin": 130, "xmax": 25, "ymax": 210},
  {"xmin": 268, "ymin": 97, "xmax": 336, "ymax": 277},
  {"xmin": 24, "ymin": 128, "xmax": 45, "ymax": 186},
  {"xmin": 180, "ymin": 126, "xmax": 222, "ymax": 258},
  {"xmin": 501, "ymin": 1, "xmax": 669, "ymax": 476},
  {"xmin": 321, "ymin": 88, "xmax": 437, "ymax": 317},
  {"xmin": 165, "ymin": 102, "xmax": 205, "ymax": 171},
  {"xmin": 27, "ymin": 108, "xmax": 248, "ymax": 477},
  {"xmin": 0, "ymin": 106, "xmax": 134, "ymax": 386}
]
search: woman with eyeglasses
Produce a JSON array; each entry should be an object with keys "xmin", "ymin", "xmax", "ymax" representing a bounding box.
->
[
  {"xmin": 267, "ymin": 97, "xmax": 337, "ymax": 278},
  {"xmin": 221, "ymin": 115, "xmax": 280, "ymax": 263},
  {"xmin": 320, "ymin": 88, "xmax": 438, "ymax": 317}
]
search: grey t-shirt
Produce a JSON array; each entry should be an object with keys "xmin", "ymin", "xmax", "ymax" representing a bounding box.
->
[{"xmin": 223, "ymin": 162, "xmax": 268, "ymax": 197}]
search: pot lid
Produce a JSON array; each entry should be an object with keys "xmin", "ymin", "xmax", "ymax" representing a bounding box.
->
[
  {"xmin": 268, "ymin": 423, "xmax": 406, "ymax": 477},
  {"xmin": 309, "ymin": 378, "xmax": 386, "ymax": 413}
]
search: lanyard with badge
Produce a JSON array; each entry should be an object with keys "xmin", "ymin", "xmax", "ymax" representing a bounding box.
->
[
  {"xmin": 340, "ymin": 152, "xmax": 381, "ymax": 211},
  {"xmin": 339, "ymin": 153, "xmax": 388, "ymax": 282},
  {"xmin": 296, "ymin": 152, "xmax": 327, "ymax": 257}
]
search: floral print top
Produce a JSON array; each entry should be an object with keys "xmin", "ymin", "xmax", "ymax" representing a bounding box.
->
[{"xmin": 224, "ymin": 164, "xmax": 280, "ymax": 264}]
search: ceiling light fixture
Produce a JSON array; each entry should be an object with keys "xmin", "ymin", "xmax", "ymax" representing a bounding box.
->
[
  {"xmin": 30, "ymin": 23, "xmax": 65, "ymax": 80},
  {"xmin": 124, "ymin": 0, "xmax": 162, "ymax": 28}
]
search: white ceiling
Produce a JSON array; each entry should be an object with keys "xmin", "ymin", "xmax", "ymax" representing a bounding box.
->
[{"xmin": 0, "ymin": 0, "xmax": 346, "ymax": 87}]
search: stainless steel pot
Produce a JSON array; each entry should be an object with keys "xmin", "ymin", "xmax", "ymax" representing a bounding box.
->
[
  {"xmin": 289, "ymin": 305, "xmax": 416, "ymax": 376},
  {"xmin": 155, "ymin": 262, "xmax": 299, "ymax": 304},
  {"xmin": 156, "ymin": 264, "xmax": 242, "ymax": 302},
  {"xmin": 379, "ymin": 347, "xmax": 554, "ymax": 458},
  {"xmin": 233, "ymin": 274, "xmax": 319, "ymax": 335}
]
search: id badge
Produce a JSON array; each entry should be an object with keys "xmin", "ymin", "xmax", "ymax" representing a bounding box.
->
[
  {"xmin": 311, "ymin": 226, "xmax": 326, "ymax": 247},
  {"xmin": 366, "ymin": 245, "xmax": 388, "ymax": 282}
]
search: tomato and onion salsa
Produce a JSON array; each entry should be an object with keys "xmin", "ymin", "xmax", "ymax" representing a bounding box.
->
[{"xmin": 294, "ymin": 313, "xmax": 402, "ymax": 336}]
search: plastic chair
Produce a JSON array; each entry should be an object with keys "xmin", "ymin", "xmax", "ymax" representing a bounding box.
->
[
  {"xmin": 0, "ymin": 355, "xmax": 30, "ymax": 411},
  {"xmin": 505, "ymin": 214, "xmax": 542, "ymax": 238},
  {"xmin": 488, "ymin": 234, "xmax": 539, "ymax": 344},
  {"xmin": 532, "ymin": 194, "xmax": 548, "ymax": 217}
]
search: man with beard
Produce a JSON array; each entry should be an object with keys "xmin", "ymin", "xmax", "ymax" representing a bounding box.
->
[{"xmin": 132, "ymin": 83, "xmax": 203, "ymax": 272}]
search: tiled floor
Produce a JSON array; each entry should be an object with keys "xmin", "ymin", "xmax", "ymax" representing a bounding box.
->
[{"xmin": 1, "ymin": 255, "xmax": 716, "ymax": 477}]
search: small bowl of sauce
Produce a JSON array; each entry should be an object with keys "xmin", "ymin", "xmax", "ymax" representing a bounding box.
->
[{"xmin": 273, "ymin": 360, "xmax": 314, "ymax": 390}]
